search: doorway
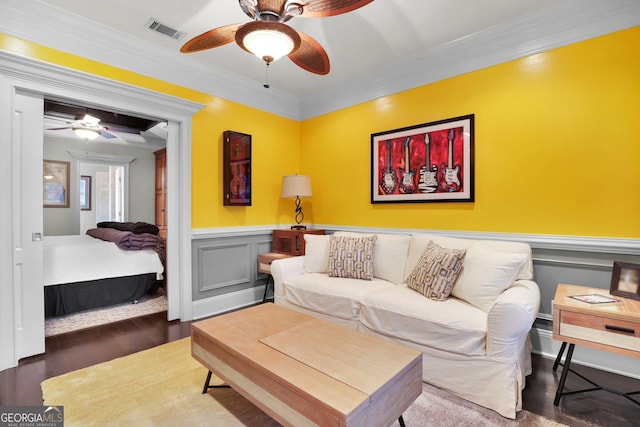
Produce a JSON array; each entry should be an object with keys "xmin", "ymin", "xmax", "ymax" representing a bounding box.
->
[{"xmin": 0, "ymin": 51, "xmax": 203, "ymax": 370}]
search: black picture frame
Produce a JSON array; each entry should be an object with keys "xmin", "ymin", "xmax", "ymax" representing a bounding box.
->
[
  {"xmin": 610, "ymin": 261, "xmax": 640, "ymax": 301},
  {"xmin": 371, "ymin": 114, "xmax": 474, "ymax": 203},
  {"xmin": 223, "ymin": 130, "xmax": 251, "ymax": 206}
]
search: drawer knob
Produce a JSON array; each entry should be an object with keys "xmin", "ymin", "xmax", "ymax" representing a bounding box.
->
[{"xmin": 605, "ymin": 325, "xmax": 635, "ymax": 335}]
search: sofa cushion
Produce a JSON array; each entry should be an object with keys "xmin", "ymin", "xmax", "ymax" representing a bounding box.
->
[
  {"xmin": 283, "ymin": 273, "xmax": 395, "ymax": 321},
  {"xmin": 335, "ymin": 232, "xmax": 411, "ymax": 285},
  {"xmin": 359, "ymin": 285, "xmax": 488, "ymax": 356},
  {"xmin": 404, "ymin": 234, "xmax": 473, "ymax": 281},
  {"xmin": 406, "ymin": 241, "xmax": 466, "ymax": 301},
  {"xmin": 451, "ymin": 247, "xmax": 528, "ymax": 312},
  {"xmin": 328, "ymin": 234, "xmax": 377, "ymax": 280},
  {"xmin": 303, "ymin": 234, "xmax": 331, "ymax": 273},
  {"xmin": 469, "ymin": 240, "xmax": 533, "ymax": 280}
]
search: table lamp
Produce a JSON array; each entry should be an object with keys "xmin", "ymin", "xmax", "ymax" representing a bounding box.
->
[{"xmin": 281, "ymin": 174, "xmax": 312, "ymax": 230}]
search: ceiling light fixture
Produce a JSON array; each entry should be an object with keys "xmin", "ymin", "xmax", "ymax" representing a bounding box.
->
[
  {"xmin": 236, "ymin": 21, "xmax": 301, "ymax": 64},
  {"xmin": 73, "ymin": 127, "xmax": 100, "ymax": 140}
]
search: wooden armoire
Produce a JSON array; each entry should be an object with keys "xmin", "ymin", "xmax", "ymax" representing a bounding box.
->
[{"xmin": 154, "ymin": 148, "xmax": 167, "ymax": 239}]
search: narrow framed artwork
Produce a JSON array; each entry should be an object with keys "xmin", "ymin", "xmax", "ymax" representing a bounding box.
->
[
  {"xmin": 80, "ymin": 175, "xmax": 91, "ymax": 211},
  {"xmin": 610, "ymin": 261, "xmax": 640, "ymax": 301},
  {"xmin": 223, "ymin": 130, "xmax": 251, "ymax": 206},
  {"xmin": 371, "ymin": 114, "xmax": 474, "ymax": 203},
  {"xmin": 43, "ymin": 159, "xmax": 70, "ymax": 208}
]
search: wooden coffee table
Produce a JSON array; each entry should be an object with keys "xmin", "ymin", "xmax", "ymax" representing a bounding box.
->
[{"xmin": 192, "ymin": 303, "xmax": 423, "ymax": 427}]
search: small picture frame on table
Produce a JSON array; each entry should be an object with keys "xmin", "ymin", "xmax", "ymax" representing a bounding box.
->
[{"xmin": 610, "ymin": 261, "xmax": 640, "ymax": 301}]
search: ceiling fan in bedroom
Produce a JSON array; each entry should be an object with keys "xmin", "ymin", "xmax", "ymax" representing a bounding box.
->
[
  {"xmin": 46, "ymin": 113, "xmax": 116, "ymax": 140},
  {"xmin": 180, "ymin": 0, "xmax": 375, "ymax": 76}
]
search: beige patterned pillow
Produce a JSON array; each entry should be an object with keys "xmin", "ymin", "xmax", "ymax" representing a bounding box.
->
[
  {"xmin": 406, "ymin": 240, "xmax": 466, "ymax": 301},
  {"xmin": 328, "ymin": 235, "xmax": 377, "ymax": 280}
]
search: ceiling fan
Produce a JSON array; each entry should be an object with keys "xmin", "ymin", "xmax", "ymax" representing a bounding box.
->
[
  {"xmin": 46, "ymin": 114, "xmax": 116, "ymax": 140},
  {"xmin": 180, "ymin": 0, "xmax": 375, "ymax": 75}
]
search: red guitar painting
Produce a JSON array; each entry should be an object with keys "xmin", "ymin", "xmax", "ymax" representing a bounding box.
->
[
  {"xmin": 440, "ymin": 128, "xmax": 461, "ymax": 192},
  {"xmin": 399, "ymin": 136, "xmax": 416, "ymax": 193}
]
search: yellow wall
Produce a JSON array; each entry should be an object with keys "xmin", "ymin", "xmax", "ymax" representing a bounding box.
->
[
  {"xmin": 0, "ymin": 34, "xmax": 302, "ymax": 228},
  {"xmin": 302, "ymin": 26, "xmax": 640, "ymax": 238},
  {"xmin": 2, "ymin": 26, "xmax": 639, "ymax": 237}
]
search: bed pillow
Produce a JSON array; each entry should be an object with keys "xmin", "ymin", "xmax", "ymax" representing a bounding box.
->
[
  {"xmin": 97, "ymin": 221, "xmax": 134, "ymax": 231},
  {"xmin": 303, "ymin": 234, "xmax": 331, "ymax": 273},
  {"xmin": 97, "ymin": 221, "xmax": 159, "ymax": 235},
  {"xmin": 406, "ymin": 241, "xmax": 466, "ymax": 301},
  {"xmin": 451, "ymin": 249, "xmax": 528, "ymax": 312},
  {"xmin": 131, "ymin": 222, "xmax": 160, "ymax": 235},
  {"xmin": 328, "ymin": 234, "xmax": 377, "ymax": 280}
]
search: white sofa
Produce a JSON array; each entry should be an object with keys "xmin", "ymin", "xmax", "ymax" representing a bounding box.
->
[{"xmin": 271, "ymin": 231, "xmax": 540, "ymax": 419}]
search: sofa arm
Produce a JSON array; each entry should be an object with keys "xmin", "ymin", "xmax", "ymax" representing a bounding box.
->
[
  {"xmin": 270, "ymin": 256, "xmax": 305, "ymax": 301},
  {"xmin": 486, "ymin": 280, "xmax": 540, "ymax": 358}
]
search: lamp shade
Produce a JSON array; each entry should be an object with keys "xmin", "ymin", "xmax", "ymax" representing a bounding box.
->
[{"xmin": 281, "ymin": 175, "xmax": 312, "ymax": 198}]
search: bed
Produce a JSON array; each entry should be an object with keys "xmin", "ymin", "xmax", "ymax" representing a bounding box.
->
[{"xmin": 44, "ymin": 232, "xmax": 165, "ymax": 318}]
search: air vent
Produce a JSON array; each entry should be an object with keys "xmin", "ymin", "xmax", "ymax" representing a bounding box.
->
[{"xmin": 145, "ymin": 18, "xmax": 186, "ymax": 41}]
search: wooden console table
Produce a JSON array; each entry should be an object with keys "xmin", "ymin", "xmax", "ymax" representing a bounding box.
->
[
  {"xmin": 552, "ymin": 283, "xmax": 640, "ymax": 406},
  {"xmin": 272, "ymin": 228, "xmax": 325, "ymax": 256},
  {"xmin": 259, "ymin": 229, "xmax": 325, "ymax": 302}
]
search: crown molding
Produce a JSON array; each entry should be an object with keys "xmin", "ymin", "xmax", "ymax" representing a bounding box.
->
[
  {"xmin": 0, "ymin": 0, "xmax": 301, "ymax": 120},
  {"xmin": 299, "ymin": 0, "xmax": 640, "ymax": 119},
  {"xmin": 1, "ymin": 0, "xmax": 638, "ymax": 121}
]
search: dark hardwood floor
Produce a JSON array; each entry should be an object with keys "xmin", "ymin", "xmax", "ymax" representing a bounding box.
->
[{"xmin": 1, "ymin": 312, "xmax": 638, "ymax": 426}]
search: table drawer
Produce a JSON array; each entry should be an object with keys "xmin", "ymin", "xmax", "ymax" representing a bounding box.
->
[{"xmin": 559, "ymin": 311, "xmax": 640, "ymax": 353}]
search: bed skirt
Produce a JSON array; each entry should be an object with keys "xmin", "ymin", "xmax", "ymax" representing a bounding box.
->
[{"xmin": 44, "ymin": 273, "xmax": 157, "ymax": 318}]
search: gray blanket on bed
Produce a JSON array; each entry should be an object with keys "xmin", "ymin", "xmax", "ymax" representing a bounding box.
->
[{"xmin": 86, "ymin": 227, "xmax": 165, "ymax": 264}]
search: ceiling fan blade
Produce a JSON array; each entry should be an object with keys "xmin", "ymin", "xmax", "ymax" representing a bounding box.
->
[
  {"xmin": 300, "ymin": 0, "xmax": 374, "ymax": 17},
  {"xmin": 180, "ymin": 24, "xmax": 242, "ymax": 53},
  {"xmin": 288, "ymin": 32, "xmax": 330, "ymax": 75},
  {"xmin": 46, "ymin": 127, "xmax": 72, "ymax": 131},
  {"xmin": 100, "ymin": 130, "xmax": 117, "ymax": 139}
]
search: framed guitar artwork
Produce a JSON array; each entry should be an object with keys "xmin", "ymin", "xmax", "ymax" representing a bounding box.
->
[
  {"xmin": 371, "ymin": 114, "xmax": 474, "ymax": 203},
  {"xmin": 223, "ymin": 130, "xmax": 251, "ymax": 206}
]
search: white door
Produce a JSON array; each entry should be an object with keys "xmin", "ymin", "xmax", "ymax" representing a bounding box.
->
[{"xmin": 12, "ymin": 89, "xmax": 45, "ymax": 360}]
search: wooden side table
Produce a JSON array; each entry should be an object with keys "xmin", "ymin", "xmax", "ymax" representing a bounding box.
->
[
  {"xmin": 258, "ymin": 252, "xmax": 292, "ymax": 303},
  {"xmin": 272, "ymin": 228, "xmax": 325, "ymax": 256},
  {"xmin": 552, "ymin": 283, "xmax": 640, "ymax": 406},
  {"xmin": 259, "ymin": 229, "xmax": 325, "ymax": 303}
]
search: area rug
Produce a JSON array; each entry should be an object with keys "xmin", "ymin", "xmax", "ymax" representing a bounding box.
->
[
  {"xmin": 44, "ymin": 292, "xmax": 167, "ymax": 337},
  {"xmin": 42, "ymin": 338, "xmax": 567, "ymax": 427}
]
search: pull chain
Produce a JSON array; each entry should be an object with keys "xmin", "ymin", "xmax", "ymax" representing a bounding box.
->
[{"xmin": 263, "ymin": 62, "xmax": 270, "ymax": 89}]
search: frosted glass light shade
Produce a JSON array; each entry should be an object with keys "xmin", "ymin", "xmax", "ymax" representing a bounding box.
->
[
  {"xmin": 243, "ymin": 29, "xmax": 295, "ymax": 63},
  {"xmin": 73, "ymin": 127, "xmax": 100, "ymax": 140}
]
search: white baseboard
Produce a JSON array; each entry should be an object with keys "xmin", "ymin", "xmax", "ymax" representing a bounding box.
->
[
  {"xmin": 531, "ymin": 327, "xmax": 640, "ymax": 380},
  {"xmin": 191, "ymin": 286, "xmax": 265, "ymax": 320}
]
